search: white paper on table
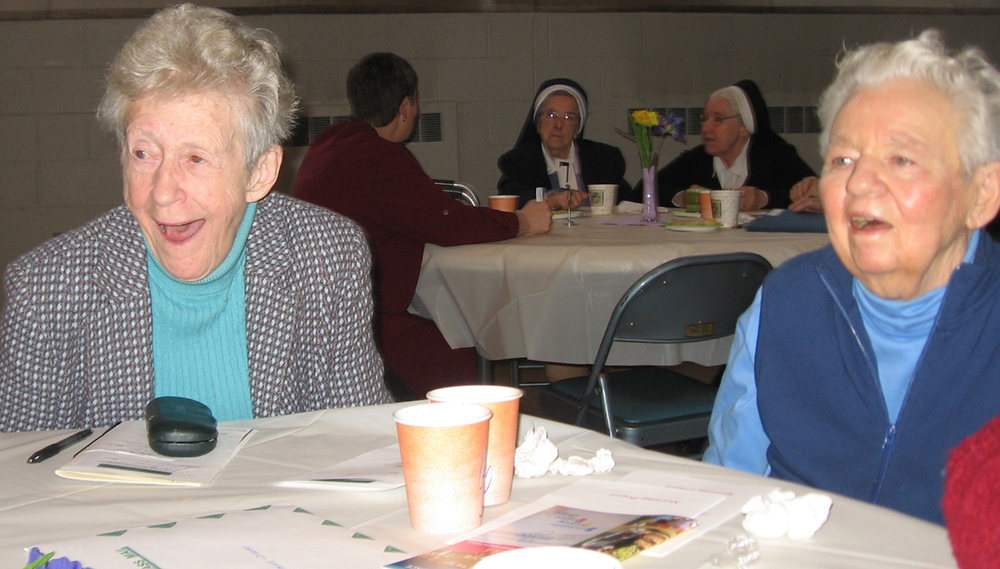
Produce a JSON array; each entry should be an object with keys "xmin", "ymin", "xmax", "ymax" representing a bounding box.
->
[
  {"xmin": 617, "ymin": 470, "xmax": 779, "ymax": 558},
  {"xmin": 55, "ymin": 420, "xmax": 253, "ymax": 487},
  {"xmin": 278, "ymin": 444, "xmax": 405, "ymax": 491},
  {"xmin": 449, "ymin": 477, "xmax": 725, "ymax": 550},
  {"xmin": 32, "ymin": 505, "xmax": 410, "ymax": 569}
]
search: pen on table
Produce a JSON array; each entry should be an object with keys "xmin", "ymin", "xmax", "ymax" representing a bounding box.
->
[
  {"xmin": 73, "ymin": 421, "xmax": 121, "ymax": 457},
  {"xmin": 27, "ymin": 428, "xmax": 93, "ymax": 464}
]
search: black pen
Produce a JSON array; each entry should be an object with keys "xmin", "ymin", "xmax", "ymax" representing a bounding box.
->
[{"xmin": 27, "ymin": 428, "xmax": 94, "ymax": 464}]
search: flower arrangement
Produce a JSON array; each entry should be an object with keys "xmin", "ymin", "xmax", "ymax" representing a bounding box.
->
[
  {"xmin": 617, "ymin": 110, "xmax": 685, "ymax": 222},
  {"xmin": 617, "ymin": 110, "xmax": 686, "ymax": 169}
]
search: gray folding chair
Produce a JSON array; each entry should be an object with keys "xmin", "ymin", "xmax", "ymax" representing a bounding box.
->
[
  {"xmin": 434, "ymin": 179, "xmax": 480, "ymax": 207},
  {"xmin": 541, "ymin": 252, "xmax": 772, "ymax": 448}
]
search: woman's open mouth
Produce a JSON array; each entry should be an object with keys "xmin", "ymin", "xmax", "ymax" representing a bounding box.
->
[
  {"xmin": 851, "ymin": 216, "xmax": 889, "ymax": 231},
  {"xmin": 158, "ymin": 219, "xmax": 205, "ymax": 244}
]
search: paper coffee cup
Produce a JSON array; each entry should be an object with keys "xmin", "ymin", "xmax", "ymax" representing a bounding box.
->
[
  {"xmin": 427, "ymin": 385, "xmax": 523, "ymax": 506},
  {"xmin": 699, "ymin": 190, "xmax": 713, "ymax": 220},
  {"xmin": 489, "ymin": 195, "xmax": 518, "ymax": 212},
  {"xmin": 711, "ymin": 190, "xmax": 742, "ymax": 228},
  {"xmin": 685, "ymin": 188, "xmax": 701, "ymax": 212},
  {"xmin": 587, "ymin": 184, "xmax": 617, "ymax": 215},
  {"xmin": 393, "ymin": 402, "xmax": 492, "ymax": 534}
]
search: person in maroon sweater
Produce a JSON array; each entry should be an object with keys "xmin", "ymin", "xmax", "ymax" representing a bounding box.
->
[{"xmin": 292, "ymin": 52, "xmax": 552, "ymax": 398}]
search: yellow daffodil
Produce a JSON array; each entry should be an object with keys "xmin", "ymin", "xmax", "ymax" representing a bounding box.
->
[{"xmin": 631, "ymin": 110, "xmax": 660, "ymax": 127}]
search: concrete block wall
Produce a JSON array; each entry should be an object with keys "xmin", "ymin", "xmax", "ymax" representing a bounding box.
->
[{"xmin": 2, "ymin": 10, "xmax": 999, "ymax": 280}]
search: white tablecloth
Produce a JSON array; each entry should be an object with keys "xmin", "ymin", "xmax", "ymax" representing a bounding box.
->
[
  {"xmin": 411, "ymin": 210, "xmax": 829, "ymax": 366},
  {"xmin": 0, "ymin": 404, "xmax": 956, "ymax": 568}
]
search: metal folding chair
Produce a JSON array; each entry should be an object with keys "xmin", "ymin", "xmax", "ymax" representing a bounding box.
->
[
  {"xmin": 541, "ymin": 252, "xmax": 772, "ymax": 448},
  {"xmin": 434, "ymin": 179, "xmax": 480, "ymax": 207}
]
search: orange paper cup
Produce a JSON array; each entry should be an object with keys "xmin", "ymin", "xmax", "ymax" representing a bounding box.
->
[
  {"xmin": 699, "ymin": 190, "xmax": 713, "ymax": 220},
  {"xmin": 427, "ymin": 385, "xmax": 524, "ymax": 506},
  {"xmin": 489, "ymin": 195, "xmax": 519, "ymax": 212},
  {"xmin": 393, "ymin": 402, "xmax": 492, "ymax": 534}
]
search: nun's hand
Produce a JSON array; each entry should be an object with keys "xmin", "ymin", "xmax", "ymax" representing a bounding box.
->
[{"xmin": 547, "ymin": 190, "xmax": 589, "ymax": 210}]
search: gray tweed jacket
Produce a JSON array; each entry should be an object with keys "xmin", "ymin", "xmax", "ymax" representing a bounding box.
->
[{"xmin": 0, "ymin": 193, "xmax": 391, "ymax": 432}]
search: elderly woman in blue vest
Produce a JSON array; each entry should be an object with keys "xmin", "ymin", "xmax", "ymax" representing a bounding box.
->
[
  {"xmin": 0, "ymin": 4, "xmax": 390, "ymax": 432},
  {"xmin": 497, "ymin": 79, "xmax": 632, "ymax": 208},
  {"xmin": 704, "ymin": 30, "xmax": 1000, "ymax": 525}
]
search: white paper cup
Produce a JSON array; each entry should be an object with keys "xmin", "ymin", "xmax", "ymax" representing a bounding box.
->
[
  {"xmin": 711, "ymin": 190, "xmax": 742, "ymax": 228},
  {"xmin": 427, "ymin": 385, "xmax": 523, "ymax": 506},
  {"xmin": 473, "ymin": 546, "xmax": 622, "ymax": 569},
  {"xmin": 393, "ymin": 402, "xmax": 492, "ymax": 534},
  {"xmin": 587, "ymin": 184, "xmax": 617, "ymax": 215}
]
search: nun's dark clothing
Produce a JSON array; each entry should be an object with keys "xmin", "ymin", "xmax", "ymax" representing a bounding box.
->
[
  {"xmin": 498, "ymin": 141, "xmax": 632, "ymax": 207},
  {"xmin": 652, "ymin": 80, "xmax": 816, "ymax": 209},
  {"xmin": 497, "ymin": 78, "xmax": 632, "ymax": 207}
]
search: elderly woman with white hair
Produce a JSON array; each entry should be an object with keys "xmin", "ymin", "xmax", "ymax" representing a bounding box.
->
[
  {"xmin": 0, "ymin": 4, "xmax": 391, "ymax": 432},
  {"xmin": 704, "ymin": 30, "xmax": 1000, "ymax": 525},
  {"xmin": 655, "ymin": 79, "xmax": 816, "ymax": 211},
  {"xmin": 498, "ymin": 78, "xmax": 632, "ymax": 208}
]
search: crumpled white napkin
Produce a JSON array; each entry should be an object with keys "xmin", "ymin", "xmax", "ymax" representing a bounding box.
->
[
  {"xmin": 740, "ymin": 490, "xmax": 833, "ymax": 540},
  {"xmin": 513, "ymin": 426, "xmax": 614, "ymax": 478},
  {"xmin": 549, "ymin": 448, "xmax": 615, "ymax": 476}
]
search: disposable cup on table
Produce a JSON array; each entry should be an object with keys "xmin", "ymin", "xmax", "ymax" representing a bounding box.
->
[
  {"xmin": 699, "ymin": 190, "xmax": 713, "ymax": 220},
  {"xmin": 426, "ymin": 385, "xmax": 523, "ymax": 506},
  {"xmin": 587, "ymin": 184, "xmax": 617, "ymax": 215},
  {"xmin": 711, "ymin": 189, "xmax": 742, "ymax": 228},
  {"xmin": 685, "ymin": 188, "xmax": 701, "ymax": 212},
  {"xmin": 489, "ymin": 195, "xmax": 519, "ymax": 212},
  {"xmin": 393, "ymin": 402, "xmax": 492, "ymax": 534}
]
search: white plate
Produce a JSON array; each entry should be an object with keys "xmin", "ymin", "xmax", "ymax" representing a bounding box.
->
[
  {"xmin": 552, "ymin": 210, "xmax": 584, "ymax": 220},
  {"xmin": 664, "ymin": 222, "xmax": 721, "ymax": 232},
  {"xmin": 671, "ymin": 210, "xmax": 703, "ymax": 218}
]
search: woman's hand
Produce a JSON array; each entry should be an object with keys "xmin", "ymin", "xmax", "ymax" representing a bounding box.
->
[
  {"xmin": 546, "ymin": 190, "xmax": 589, "ymax": 210},
  {"xmin": 515, "ymin": 200, "xmax": 553, "ymax": 235},
  {"xmin": 738, "ymin": 186, "xmax": 769, "ymax": 210},
  {"xmin": 789, "ymin": 176, "xmax": 823, "ymax": 212}
]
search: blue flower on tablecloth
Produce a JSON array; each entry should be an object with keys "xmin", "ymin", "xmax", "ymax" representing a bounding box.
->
[{"xmin": 27, "ymin": 548, "xmax": 93, "ymax": 569}]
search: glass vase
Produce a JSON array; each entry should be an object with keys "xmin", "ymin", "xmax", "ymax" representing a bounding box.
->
[{"xmin": 640, "ymin": 164, "xmax": 659, "ymax": 223}]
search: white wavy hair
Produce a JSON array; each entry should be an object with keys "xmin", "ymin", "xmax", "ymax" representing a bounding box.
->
[
  {"xmin": 97, "ymin": 4, "xmax": 298, "ymax": 174},
  {"xmin": 818, "ymin": 29, "xmax": 1000, "ymax": 180}
]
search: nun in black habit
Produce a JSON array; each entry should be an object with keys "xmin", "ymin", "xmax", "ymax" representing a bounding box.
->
[
  {"xmin": 497, "ymin": 78, "xmax": 632, "ymax": 208},
  {"xmin": 652, "ymin": 79, "xmax": 816, "ymax": 210}
]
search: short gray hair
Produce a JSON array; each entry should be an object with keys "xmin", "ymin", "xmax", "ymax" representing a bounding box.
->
[
  {"xmin": 818, "ymin": 29, "xmax": 1000, "ymax": 180},
  {"xmin": 97, "ymin": 3, "xmax": 298, "ymax": 173}
]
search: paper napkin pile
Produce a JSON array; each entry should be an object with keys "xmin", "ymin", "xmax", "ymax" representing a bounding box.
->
[
  {"xmin": 740, "ymin": 490, "xmax": 832, "ymax": 540},
  {"xmin": 513, "ymin": 426, "xmax": 614, "ymax": 478}
]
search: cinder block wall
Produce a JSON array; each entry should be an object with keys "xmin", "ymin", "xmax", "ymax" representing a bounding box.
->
[{"xmin": 2, "ymin": 10, "xmax": 998, "ymax": 280}]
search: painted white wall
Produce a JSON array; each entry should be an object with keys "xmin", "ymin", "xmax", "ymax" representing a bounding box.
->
[{"xmin": 2, "ymin": 11, "xmax": 998, "ymax": 278}]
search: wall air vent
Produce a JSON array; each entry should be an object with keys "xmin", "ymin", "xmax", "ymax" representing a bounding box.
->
[
  {"xmin": 627, "ymin": 106, "xmax": 820, "ymax": 137},
  {"xmin": 274, "ymin": 101, "xmax": 458, "ymax": 195}
]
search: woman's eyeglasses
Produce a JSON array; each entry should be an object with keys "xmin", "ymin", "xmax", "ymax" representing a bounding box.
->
[
  {"xmin": 698, "ymin": 113, "xmax": 740, "ymax": 126},
  {"xmin": 542, "ymin": 111, "xmax": 581, "ymax": 124}
]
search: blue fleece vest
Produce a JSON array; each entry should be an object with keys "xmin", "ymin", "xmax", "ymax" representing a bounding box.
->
[{"xmin": 755, "ymin": 236, "xmax": 1000, "ymax": 524}]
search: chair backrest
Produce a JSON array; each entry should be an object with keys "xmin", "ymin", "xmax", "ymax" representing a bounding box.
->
[
  {"xmin": 434, "ymin": 179, "xmax": 480, "ymax": 207},
  {"xmin": 593, "ymin": 252, "xmax": 773, "ymax": 369}
]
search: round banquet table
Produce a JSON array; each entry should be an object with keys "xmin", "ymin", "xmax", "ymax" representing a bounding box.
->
[
  {"xmin": 0, "ymin": 403, "xmax": 957, "ymax": 568},
  {"xmin": 410, "ymin": 208, "xmax": 829, "ymax": 369}
]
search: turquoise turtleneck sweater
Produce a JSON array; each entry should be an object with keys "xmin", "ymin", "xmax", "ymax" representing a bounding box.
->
[{"xmin": 147, "ymin": 202, "xmax": 256, "ymax": 421}]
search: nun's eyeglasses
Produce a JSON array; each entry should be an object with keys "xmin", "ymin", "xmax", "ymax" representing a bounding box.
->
[
  {"xmin": 698, "ymin": 113, "xmax": 740, "ymax": 126},
  {"xmin": 542, "ymin": 111, "xmax": 581, "ymax": 124}
]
